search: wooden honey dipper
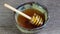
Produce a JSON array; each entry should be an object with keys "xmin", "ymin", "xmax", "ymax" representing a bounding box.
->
[{"xmin": 4, "ymin": 3, "xmax": 43, "ymax": 26}]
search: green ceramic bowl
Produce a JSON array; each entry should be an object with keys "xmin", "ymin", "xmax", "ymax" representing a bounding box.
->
[{"xmin": 15, "ymin": 2, "xmax": 48, "ymax": 33}]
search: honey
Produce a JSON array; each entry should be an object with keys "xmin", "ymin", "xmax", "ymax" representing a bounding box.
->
[{"xmin": 17, "ymin": 8, "xmax": 45, "ymax": 29}]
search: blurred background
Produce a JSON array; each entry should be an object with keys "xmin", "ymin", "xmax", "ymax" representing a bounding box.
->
[{"xmin": 0, "ymin": 0, "xmax": 60, "ymax": 34}]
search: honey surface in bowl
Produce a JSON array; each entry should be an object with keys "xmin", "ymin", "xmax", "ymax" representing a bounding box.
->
[{"xmin": 17, "ymin": 8, "xmax": 45, "ymax": 29}]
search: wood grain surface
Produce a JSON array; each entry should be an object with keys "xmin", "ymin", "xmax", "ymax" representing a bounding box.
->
[{"xmin": 0, "ymin": 0, "xmax": 60, "ymax": 34}]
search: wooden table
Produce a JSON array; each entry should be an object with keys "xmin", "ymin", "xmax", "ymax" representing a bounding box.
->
[{"xmin": 0, "ymin": 0, "xmax": 60, "ymax": 34}]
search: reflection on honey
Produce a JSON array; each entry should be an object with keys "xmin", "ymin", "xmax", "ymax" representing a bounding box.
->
[{"xmin": 17, "ymin": 8, "xmax": 45, "ymax": 29}]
